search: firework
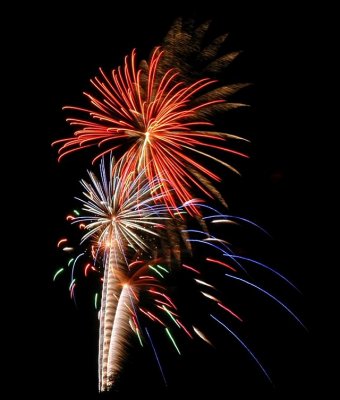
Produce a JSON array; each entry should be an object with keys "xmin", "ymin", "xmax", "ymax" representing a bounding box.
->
[
  {"xmin": 52, "ymin": 19, "xmax": 304, "ymax": 393},
  {"xmin": 53, "ymin": 34, "xmax": 249, "ymax": 212},
  {"xmin": 56, "ymin": 196, "xmax": 304, "ymax": 390},
  {"xmin": 74, "ymin": 155, "xmax": 171, "ymax": 255},
  {"xmin": 74, "ymin": 155, "xmax": 175, "ymax": 391},
  {"xmin": 100, "ymin": 260, "xmax": 183, "ymax": 389}
]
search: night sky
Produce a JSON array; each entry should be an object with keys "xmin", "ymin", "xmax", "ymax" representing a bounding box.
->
[{"xmin": 18, "ymin": 2, "xmax": 311, "ymax": 398}]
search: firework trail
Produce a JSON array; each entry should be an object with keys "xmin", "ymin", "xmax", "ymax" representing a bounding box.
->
[
  {"xmin": 106, "ymin": 283, "xmax": 132, "ymax": 386},
  {"xmin": 74, "ymin": 155, "xmax": 176, "ymax": 391},
  {"xmin": 71, "ymin": 154, "xmax": 201, "ymax": 390},
  {"xmin": 103, "ymin": 260, "xmax": 184, "ymax": 389}
]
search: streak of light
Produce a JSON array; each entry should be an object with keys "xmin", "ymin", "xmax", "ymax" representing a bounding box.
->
[
  {"xmin": 84, "ymin": 263, "xmax": 91, "ymax": 277},
  {"xmin": 71, "ymin": 253, "xmax": 85, "ymax": 281},
  {"xmin": 206, "ymin": 257, "xmax": 237, "ymax": 272},
  {"xmin": 136, "ymin": 328, "xmax": 143, "ymax": 347},
  {"xmin": 70, "ymin": 283, "xmax": 76, "ymax": 299},
  {"xmin": 145, "ymin": 327, "xmax": 167, "ymax": 386},
  {"xmin": 129, "ymin": 319, "xmax": 136, "ymax": 332},
  {"xmin": 57, "ymin": 238, "xmax": 67, "ymax": 247},
  {"xmin": 149, "ymin": 265, "xmax": 164, "ymax": 279},
  {"xmin": 62, "ymin": 247, "xmax": 74, "ymax": 252},
  {"xmin": 69, "ymin": 278, "xmax": 76, "ymax": 291},
  {"xmin": 223, "ymin": 256, "xmax": 299, "ymax": 291},
  {"xmin": 182, "ymin": 264, "xmax": 200, "ymax": 274},
  {"xmin": 147, "ymin": 311, "xmax": 165, "ymax": 327},
  {"xmin": 149, "ymin": 289, "xmax": 177, "ymax": 309},
  {"xmin": 129, "ymin": 260, "xmax": 144, "ymax": 268},
  {"xmin": 155, "ymin": 299, "xmax": 173, "ymax": 308},
  {"xmin": 210, "ymin": 314, "xmax": 272, "ymax": 383},
  {"xmin": 194, "ymin": 279, "xmax": 215, "ymax": 289},
  {"xmin": 165, "ymin": 328, "xmax": 181, "ymax": 355},
  {"xmin": 53, "ymin": 268, "xmax": 64, "ymax": 281},
  {"xmin": 156, "ymin": 264, "xmax": 169, "ymax": 273},
  {"xmin": 139, "ymin": 307, "xmax": 153, "ymax": 320},
  {"xmin": 201, "ymin": 292, "xmax": 220, "ymax": 302},
  {"xmin": 217, "ymin": 303, "xmax": 243, "ymax": 322},
  {"xmin": 176, "ymin": 320, "xmax": 193, "ymax": 339},
  {"xmin": 162, "ymin": 306, "xmax": 180, "ymax": 327},
  {"xmin": 211, "ymin": 219, "xmax": 237, "ymax": 224},
  {"xmin": 224, "ymin": 274, "xmax": 306, "ymax": 329},
  {"xmin": 192, "ymin": 326, "xmax": 213, "ymax": 346}
]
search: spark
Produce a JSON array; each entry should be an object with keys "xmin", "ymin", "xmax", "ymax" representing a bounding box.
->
[
  {"xmin": 176, "ymin": 320, "xmax": 193, "ymax": 339},
  {"xmin": 149, "ymin": 289, "xmax": 177, "ymax": 309},
  {"xmin": 84, "ymin": 263, "xmax": 91, "ymax": 277},
  {"xmin": 139, "ymin": 307, "xmax": 153, "ymax": 320},
  {"xmin": 223, "ymin": 255, "xmax": 300, "ymax": 291},
  {"xmin": 206, "ymin": 257, "xmax": 237, "ymax": 272},
  {"xmin": 156, "ymin": 264, "xmax": 169, "ymax": 273},
  {"xmin": 62, "ymin": 247, "xmax": 74, "ymax": 252},
  {"xmin": 57, "ymin": 238, "xmax": 67, "ymax": 247},
  {"xmin": 165, "ymin": 327, "xmax": 181, "ymax": 355},
  {"xmin": 162, "ymin": 306, "xmax": 180, "ymax": 327},
  {"xmin": 211, "ymin": 314, "xmax": 272, "ymax": 383},
  {"xmin": 136, "ymin": 327, "xmax": 143, "ymax": 347},
  {"xmin": 147, "ymin": 311, "xmax": 165, "ymax": 327},
  {"xmin": 224, "ymin": 274, "xmax": 306, "ymax": 329},
  {"xmin": 149, "ymin": 265, "xmax": 164, "ymax": 279},
  {"xmin": 53, "ymin": 268, "xmax": 64, "ymax": 281},
  {"xmin": 70, "ymin": 283, "xmax": 76, "ymax": 299},
  {"xmin": 201, "ymin": 208, "xmax": 270, "ymax": 236},
  {"xmin": 129, "ymin": 260, "xmax": 144, "ymax": 268},
  {"xmin": 71, "ymin": 252, "xmax": 84, "ymax": 281},
  {"xmin": 193, "ymin": 326, "xmax": 213, "ymax": 346},
  {"xmin": 211, "ymin": 219, "xmax": 237, "ymax": 224},
  {"xmin": 145, "ymin": 327, "xmax": 167, "ymax": 386},
  {"xmin": 155, "ymin": 299, "xmax": 173, "ymax": 308},
  {"xmin": 201, "ymin": 292, "xmax": 220, "ymax": 302},
  {"xmin": 217, "ymin": 303, "xmax": 243, "ymax": 322},
  {"xmin": 195, "ymin": 279, "xmax": 215, "ymax": 289},
  {"xmin": 69, "ymin": 278, "xmax": 76, "ymax": 291},
  {"xmin": 129, "ymin": 319, "xmax": 136, "ymax": 333},
  {"xmin": 182, "ymin": 263, "xmax": 201, "ymax": 274}
]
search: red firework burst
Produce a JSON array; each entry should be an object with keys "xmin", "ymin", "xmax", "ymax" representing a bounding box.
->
[{"xmin": 53, "ymin": 48, "xmax": 248, "ymax": 212}]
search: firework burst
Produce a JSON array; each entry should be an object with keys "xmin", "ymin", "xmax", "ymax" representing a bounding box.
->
[
  {"xmin": 53, "ymin": 43, "xmax": 249, "ymax": 212},
  {"xmin": 74, "ymin": 155, "xmax": 171, "ymax": 256},
  {"xmin": 52, "ymin": 19, "xmax": 304, "ymax": 393},
  {"xmin": 56, "ymin": 200, "xmax": 304, "ymax": 391},
  {"xmin": 73, "ymin": 155, "xmax": 178, "ymax": 391}
]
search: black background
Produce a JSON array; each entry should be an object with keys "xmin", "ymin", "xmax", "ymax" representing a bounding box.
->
[{"xmin": 15, "ymin": 2, "xmax": 313, "ymax": 398}]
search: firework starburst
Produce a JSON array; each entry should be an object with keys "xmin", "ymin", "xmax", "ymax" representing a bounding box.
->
[{"xmin": 53, "ymin": 46, "xmax": 248, "ymax": 212}]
